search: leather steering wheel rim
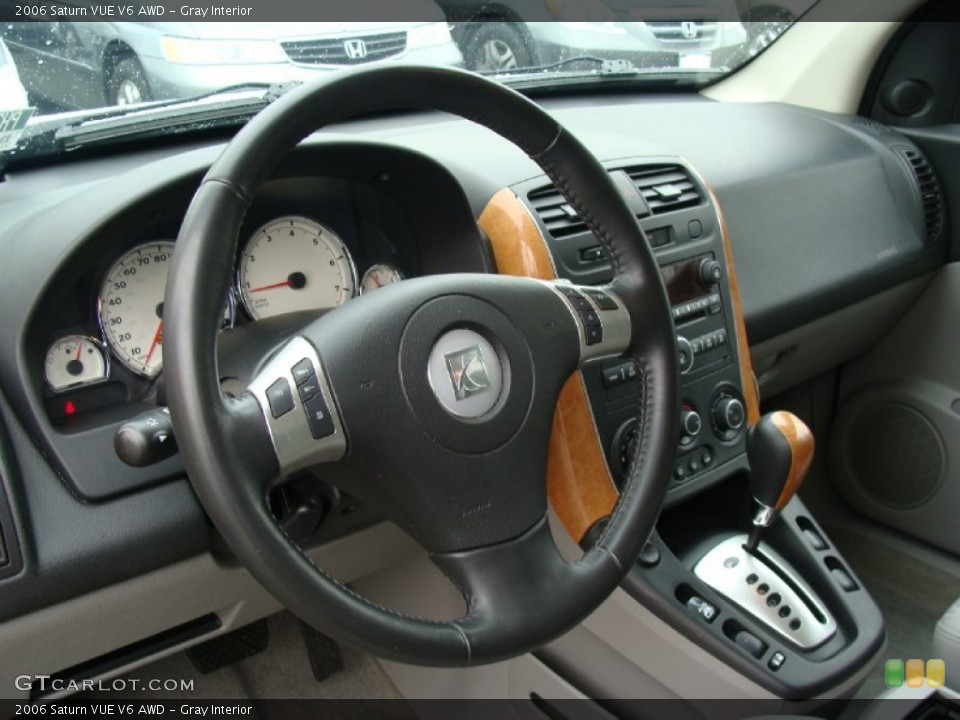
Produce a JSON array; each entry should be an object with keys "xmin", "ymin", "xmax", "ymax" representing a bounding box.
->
[{"xmin": 165, "ymin": 66, "xmax": 679, "ymax": 667}]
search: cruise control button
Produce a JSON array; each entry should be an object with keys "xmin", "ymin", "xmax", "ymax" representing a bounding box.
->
[
  {"xmin": 291, "ymin": 359, "xmax": 314, "ymax": 385},
  {"xmin": 297, "ymin": 376, "xmax": 321, "ymax": 402},
  {"xmin": 266, "ymin": 378, "xmax": 295, "ymax": 419},
  {"xmin": 303, "ymin": 393, "xmax": 336, "ymax": 439}
]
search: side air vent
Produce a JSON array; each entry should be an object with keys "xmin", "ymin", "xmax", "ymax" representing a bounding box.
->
[
  {"xmin": 527, "ymin": 186, "xmax": 589, "ymax": 238},
  {"xmin": 901, "ymin": 148, "xmax": 944, "ymax": 243},
  {"xmin": 627, "ymin": 165, "xmax": 703, "ymax": 215}
]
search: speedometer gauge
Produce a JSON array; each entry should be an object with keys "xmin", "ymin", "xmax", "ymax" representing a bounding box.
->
[
  {"xmin": 99, "ymin": 241, "xmax": 231, "ymax": 378},
  {"xmin": 238, "ymin": 216, "xmax": 357, "ymax": 321}
]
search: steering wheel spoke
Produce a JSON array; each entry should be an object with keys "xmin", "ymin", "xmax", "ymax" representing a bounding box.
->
[
  {"xmin": 246, "ymin": 335, "xmax": 347, "ymax": 481},
  {"xmin": 542, "ymin": 282, "xmax": 632, "ymax": 366}
]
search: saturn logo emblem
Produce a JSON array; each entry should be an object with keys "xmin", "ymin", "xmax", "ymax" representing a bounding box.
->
[{"xmin": 444, "ymin": 345, "xmax": 492, "ymax": 401}]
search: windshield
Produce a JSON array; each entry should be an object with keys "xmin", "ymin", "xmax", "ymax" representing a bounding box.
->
[{"xmin": 0, "ymin": 8, "xmax": 813, "ymax": 163}]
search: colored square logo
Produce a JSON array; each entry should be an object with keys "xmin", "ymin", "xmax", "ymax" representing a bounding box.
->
[
  {"xmin": 927, "ymin": 659, "xmax": 945, "ymax": 688},
  {"xmin": 906, "ymin": 659, "xmax": 925, "ymax": 688},
  {"xmin": 885, "ymin": 659, "xmax": 904, "ymax": 688}
]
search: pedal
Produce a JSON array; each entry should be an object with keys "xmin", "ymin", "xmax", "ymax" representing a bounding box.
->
[
  {"xmin": 299, "ymin": 620, "xmax": 344, "ymax": 682},
  {"xmin": 186, "ymin": 619, "xmax": 269, "ymax": 674}
]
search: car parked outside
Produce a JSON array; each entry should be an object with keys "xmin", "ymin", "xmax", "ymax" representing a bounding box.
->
[
  {"xmin": 1, "ymin": 19, "xmax": 461, "ymax": 112},
  {"xmin": 436, "ymin": 0, "xmax": 798, "ymax": 72},
  {"xmin": 0, "ymin": 38, "xmax": 29, "ymax": 111}
]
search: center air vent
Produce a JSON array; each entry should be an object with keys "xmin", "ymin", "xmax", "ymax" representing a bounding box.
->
[
  {"xmin": 526, "ymin": 186, "xmax": 589, "ymax": 239},
  {"xmin": 527, "ymin": 163, "xmax": 703, "ymax": 237},
  {"xmin": 627, "ymin": 165, "xmax": 703, "ymax": 215},
  {"xmin": 900, "ymin": 148, "xmax": 944, "ymax": 243}
]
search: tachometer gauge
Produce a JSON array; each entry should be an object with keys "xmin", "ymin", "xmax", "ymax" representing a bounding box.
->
[
  {"xmin": 238, "ymin": 216, "xmax": 357, "ymax": 320},
  {"xmin": 99, "ymin": 241, "xmax": 232, "ymax": 378},
  {"xmin": 360, "ymin": 264, "xmax": 403, "ymax": 294},
  {"xmin": 44, "ymin": 335, "xmax": 108, "ymax": 392}
]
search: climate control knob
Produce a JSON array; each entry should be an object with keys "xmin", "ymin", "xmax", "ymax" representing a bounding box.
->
[
  {"xmin": 714, "ymin": 397, "xmax": 746, "ymax": 435},
  {"xmin": 680, "ymin": 408, "xmax": 702, "ymax": 444}
]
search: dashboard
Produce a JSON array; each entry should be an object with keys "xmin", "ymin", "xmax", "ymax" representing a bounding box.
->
[
  {"xmin": 0, "ymin": 93, "xmax": 947, "ymax": 634},
  {"xmin": 41, "ymin": 180, "xmax": 420, "ymax": 421}
]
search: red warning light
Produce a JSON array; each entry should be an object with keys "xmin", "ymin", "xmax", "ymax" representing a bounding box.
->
[{"xmin": 64, "ymin": 401, "xmax": 77, "ymax": 416}]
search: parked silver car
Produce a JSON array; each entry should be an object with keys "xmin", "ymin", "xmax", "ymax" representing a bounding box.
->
[
  {"xmin": 0, "ymin": 38, "xmax": 28, "ymax": 111},
  {"xmin": 2, "ymin": 20, "xmax": 461, "ymax": 111}
]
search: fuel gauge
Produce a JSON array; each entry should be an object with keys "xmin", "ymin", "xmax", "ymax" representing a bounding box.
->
[
  {"xmin": 45, "ymin": 335, "xmax": 109, "ymax": 392},
  {"xmin": 360, "ymin": 264, "xmax": 403, "ymax": 294}
]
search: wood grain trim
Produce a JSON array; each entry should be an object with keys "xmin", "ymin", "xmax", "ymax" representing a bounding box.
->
[
  {"xmin": 478, "ymin": 188, "xmax": 617, "ymax": 542},
  {"xmin": 705, "ymin": 186, "xmax": 762, "ymax": 427},
  {"xmin": 478, "ymin": 188, "xmax": 557, "ymax": 280},
  {"xmin": 769, "ymin": 411, "xmax": 814, "ymax": 510}
]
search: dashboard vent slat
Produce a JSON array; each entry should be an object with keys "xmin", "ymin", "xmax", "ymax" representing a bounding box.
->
[
  {"xmin": 527, "ymin": 163, "xmax": 704, "ymax": 237},
  {"xmin": 901, "ymin": 148, "xmax": 945, "ymax": 243},
  {"xmin": 627, "ymin": 164, "xmax": 704, "ymax": 215},
  {"xmin": 526, "ymin": 187, "xmax": 588, "ymax": 238}
]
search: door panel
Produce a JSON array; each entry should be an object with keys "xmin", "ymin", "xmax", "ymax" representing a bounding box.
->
[{"xmin": 830, "ymin": 263, "xmax": 960, "ymax": 557}]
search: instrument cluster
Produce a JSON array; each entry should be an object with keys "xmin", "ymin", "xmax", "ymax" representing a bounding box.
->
[{"xmin": 42, "ymin": 214, "xmax": 404, "ymax": 406}]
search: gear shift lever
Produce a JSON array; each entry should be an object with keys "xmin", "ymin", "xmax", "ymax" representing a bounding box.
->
[{"xmin": 744, "ymin": 411, "xmax": 814, "ymax": 553}]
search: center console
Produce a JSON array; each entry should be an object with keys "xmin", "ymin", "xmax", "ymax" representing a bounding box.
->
[
  {"xmin": 514, "ymin": 157, "xmax": 751, "ymax": 505},
  {"xmin": 507, "ymin": 158, "xmax": 886, "ymax": 702}
]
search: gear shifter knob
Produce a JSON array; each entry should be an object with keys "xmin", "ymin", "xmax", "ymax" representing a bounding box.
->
[{"xmin": 747, "ymin": 411, "xmax": 814, "ymax": 529}]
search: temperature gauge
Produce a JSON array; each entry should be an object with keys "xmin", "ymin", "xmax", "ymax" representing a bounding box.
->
[
  {"xmin": 360, "ymin": 264, "xmax": 403, "ymax": 294},
  {"xmin": 45, "ymin": 335, "xmax": 108, "ymax": 392}
]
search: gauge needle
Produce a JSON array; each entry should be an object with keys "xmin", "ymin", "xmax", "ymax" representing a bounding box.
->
[
  {"xmin": 372, "ymin": 276, "xmax": 382, "ymax": 288},
  {"xmin": 145, "ymin": 321, "xmax": 163, "ymax": 365},
  {"xmin": 250, "ymin": 280, "xmax": 291, "ymax": 293},
  {"xmin": 76, "ymin": 343, "xmax": 83, "ymax": 361}
]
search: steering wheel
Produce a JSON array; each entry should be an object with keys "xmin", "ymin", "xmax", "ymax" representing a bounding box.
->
[{"xmin": 165, "ymin": 66, "xmax": 679, "ymax": 666}]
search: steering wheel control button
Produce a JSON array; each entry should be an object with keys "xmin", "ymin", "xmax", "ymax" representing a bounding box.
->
[
  {"xmin": 248, "ymin": 337, "xmax": 346, "ymax": 475},
  {"xmin": 303, "ymin": 394, "xmax": 335, "ymax": 439},
  {"xmin": 585, "ymin": 323, "xmax": 604, "ymax": 346},
  {"xmin": 580, "ymin": 308, "xmax": 601, "ymax": 326},
  {"xmin": 297, "ymin": 376, "xmax": 321, "ymax": 402},
  {"xmin": 266, "ymin": 378, "xmax": 295, "ymax": 418},
  {"xmin": 547, "ymin": 281, "xmax": 630, "ymax": 362},
  {"xmin": 292, "ymin": 359, "xmax": 315, "ymax": 385},
  {"xmin": 677, "ymin": 336, "xmax": 695, "ymax": 374},
  {"xmin": 427, "ymin": 329, "xmax": 502, "ymax": 419},
  {"xmin": 583, "ymin": 289, "xmax": 618, "ymax": 311}
]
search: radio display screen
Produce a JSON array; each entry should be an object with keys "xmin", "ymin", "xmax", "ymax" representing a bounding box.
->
[{"xmin": 660, "ymin": 259, "xmax": 704, "ymax": 307}]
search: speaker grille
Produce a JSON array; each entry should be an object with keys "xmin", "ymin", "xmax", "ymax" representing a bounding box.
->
[{"xmin": 848, "ymin": 403, "xmax": 944, "ymax": 508}]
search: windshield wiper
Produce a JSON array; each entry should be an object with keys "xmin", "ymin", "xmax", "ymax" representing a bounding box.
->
[
  {"xmin": 0, "ymin": 81, "xmax": 302, "ymax": 173},
  {"xmin": 53, "ymin": 81, "xmax": 302, "ymax": 149},
  {"xmin": 481, "ymin": 56, "xmax": 641, "ymax": 78},
  {"xmin": 482, "ymin": 56, "xmax": 725, "ymax": 89}
]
